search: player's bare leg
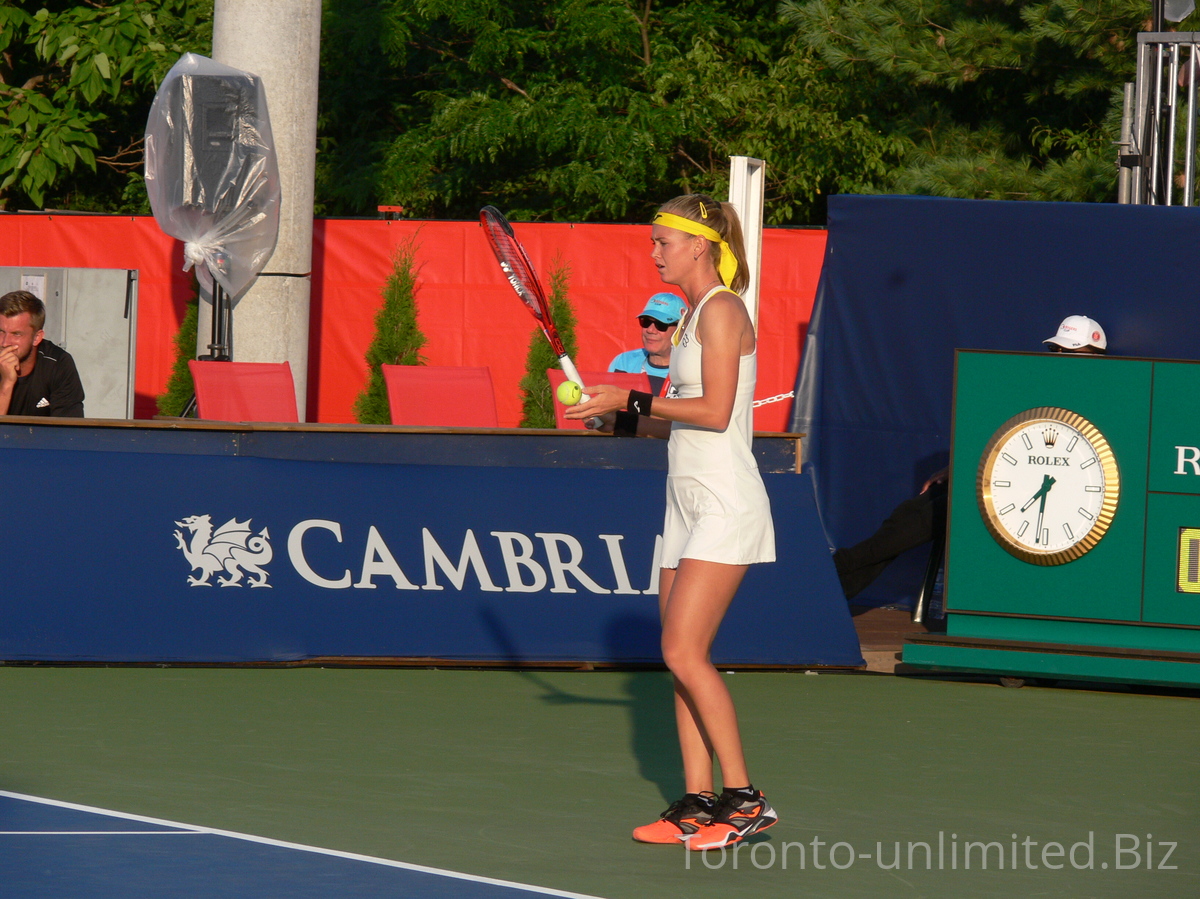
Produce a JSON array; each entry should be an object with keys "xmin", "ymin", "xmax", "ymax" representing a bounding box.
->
[
  {"xmin": 658, "ymin": 560, "xmax": 750, "ymax": 792},
  {"xmin": 657, "ymin": 560, "xmax": 780, "ymax": 849},
  {"xmin": 631, "ymin": 562, "xmax": 745, "ymax": 844}
]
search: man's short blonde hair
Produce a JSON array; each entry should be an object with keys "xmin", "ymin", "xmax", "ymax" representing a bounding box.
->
[{"xmin": 0, "ymin": 290, "xmax": 46, "ymax": 332}]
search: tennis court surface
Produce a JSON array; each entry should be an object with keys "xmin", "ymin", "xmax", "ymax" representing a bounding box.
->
[
  {"xmin": 2, "ymin": 667, "xmax": 1196, "ymax": 898},
  {"xmin": 1, "ymin": 791, "xmax": 598, "ymax": 897}
]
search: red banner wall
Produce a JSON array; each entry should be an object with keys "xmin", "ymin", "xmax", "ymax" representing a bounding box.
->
[
  {"xmin": 0, "ymin": 215, "xmax": 825, "ymax": 429},
  {"xmin": 0, "ymin": 215, "xmax": 193, "ymax": 419}
]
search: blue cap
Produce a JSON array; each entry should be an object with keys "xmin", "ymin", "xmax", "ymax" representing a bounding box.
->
[{"xmin": 639, "ymin": 292, "xmax": 687, "ymax": 324}]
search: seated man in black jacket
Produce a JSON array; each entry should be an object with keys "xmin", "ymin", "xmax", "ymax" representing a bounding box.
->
[{"xmin": 0, "ymin": 290, "xmax": 85, "ymax": 417}]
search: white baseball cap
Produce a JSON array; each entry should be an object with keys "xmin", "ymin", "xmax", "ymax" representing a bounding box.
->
[{"xmin": 1044, "ymin": 315, "xmax": 1107, "ymax": 352}]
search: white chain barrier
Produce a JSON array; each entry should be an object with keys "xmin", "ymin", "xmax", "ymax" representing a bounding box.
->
[{"xmin": 752, "ymin": 391, "xmax": 795, "ymax": 408}]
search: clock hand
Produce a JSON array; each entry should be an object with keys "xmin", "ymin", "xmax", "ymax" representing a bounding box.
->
[
  {"xmin": 1020, "ymin": 474, "xmax": 1057, "ymax": 513},
  {"xmin": 1032, "ymin": 476, "xmax": 1058, "ymax": 545}
]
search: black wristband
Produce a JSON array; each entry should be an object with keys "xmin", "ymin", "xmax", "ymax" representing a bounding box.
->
[
  {"xmin": 627, "ymin": 390, "xmax": 654, "ymax": 417},
  {"xmin": 612, "ymin": 410, "xmax": 640, "ymax": 437}
]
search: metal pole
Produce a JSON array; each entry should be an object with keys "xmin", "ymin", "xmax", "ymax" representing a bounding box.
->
[
  {"xmin": 1118, "ymin": 83, "xmax": 1135, "ymax": 204},
  {"xmin": 204, "ymin": 282, "xmax": 230, "ymax": 361},
  {"xmin": 1134, "ymin": 40, "xmax": 1151, "ymax": 204},
  {"xmin": 1150, "ymin": 42, "xmax": 1166, "ymax": 204},
  {"xmin": 726, "ymin": 156, "xmax": 766, "ymax": 329},
  {"xmin": 1187, "ymin": 45, "xmax": 1198, "ymax": 205},
  {"xmin": 1167, "ymin": 42, "xmax": 1180, "ymax": 205}
]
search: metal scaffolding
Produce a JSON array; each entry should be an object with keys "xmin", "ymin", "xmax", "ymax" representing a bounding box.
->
[{"xmin": 1120, "ymin": 32, "xmax": 1200, "ymax": 205}]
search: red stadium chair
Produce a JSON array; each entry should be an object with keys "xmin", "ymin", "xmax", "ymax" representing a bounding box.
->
[
  {"xmin": 188, "ymin": 360, "xmax": 300, "ymax": 423},
  {"xmin": 383, "ymin": 365, "xmax": 499, "ymax": 428},
  {"xmin": 547, "ymin": 368, "xmax": 653, "ymax": 430}
]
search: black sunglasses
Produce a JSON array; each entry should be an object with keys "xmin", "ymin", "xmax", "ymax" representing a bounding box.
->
[{"xmin": 638, "ymin": 316, "xmax": 677, "ymax": 332}]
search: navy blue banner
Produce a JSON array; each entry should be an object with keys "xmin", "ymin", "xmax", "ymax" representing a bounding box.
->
[
  {"xmin": 794, "ymin": 195, "xmax": 1200, "ymax": 608},
  {"xmin": 1, "ymin": 422, "xmax": 861, "ymax": 666}
]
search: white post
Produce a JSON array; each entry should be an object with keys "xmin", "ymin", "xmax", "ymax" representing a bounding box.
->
[
  {"xmin": 726, "ymin": 156, "xmax": 766, "ymax": 327},
  {"xmin": 209, "ymin": 0, "xmax": 321, "ymax": 419}
]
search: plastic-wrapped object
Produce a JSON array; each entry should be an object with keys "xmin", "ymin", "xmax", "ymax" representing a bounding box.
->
[{"xmin": 144, "ymin": 53, "xmax": 280, "ymax": 299}]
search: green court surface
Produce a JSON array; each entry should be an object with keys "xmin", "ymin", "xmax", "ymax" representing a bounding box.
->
[{"xmin": 1, "ymin": 666, "xmax": 1196, "ymax": 898}]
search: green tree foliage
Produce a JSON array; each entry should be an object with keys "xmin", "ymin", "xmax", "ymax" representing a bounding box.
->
[
  {"xmin": 319, "ymin": 0, "xmax": 906, "ymax": 225},
  {"xmin": 156, "ymin": 282, "xmax": 198, "ymax": 416},
  {"xmin": 314, "ymin": 0, "xmax": 409, "ymax": 216},
  {"xmin": 0, "ymin": 1, "xmax": 212, "ymax": 211},
  {"xmin": 518, "ymin": 256, "xmax": 577, "ymax": 428},
  {"xmin": 6, "ymin": 1, "xmax": 1165, "ymax": 218},
  {"xmin": 781, "ymin": 0, "xmax": 1160, "ymax": 202},
  {"xmin": 353, "ymin": 236, "xmax": 428, "ymax": 424}
]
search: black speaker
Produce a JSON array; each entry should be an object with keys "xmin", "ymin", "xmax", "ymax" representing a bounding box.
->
[{"xmin": 160, "ymin": 71, "xmax": 264, "ymax": 219}]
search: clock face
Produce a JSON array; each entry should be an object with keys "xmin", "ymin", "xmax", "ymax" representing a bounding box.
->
[{"xmin": 977, "ymin": 407, "xmax": 1120, "ymax": 565}]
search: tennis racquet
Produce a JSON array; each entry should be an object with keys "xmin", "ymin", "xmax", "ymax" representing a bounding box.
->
[{"xmin": 479, "ymin": 206, "xmax": 589, "ymax": 403}]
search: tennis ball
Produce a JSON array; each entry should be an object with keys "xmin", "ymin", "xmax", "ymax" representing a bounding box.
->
[{"xmin": 557, "ymin": 380, "xmax": 583, "ymax": 406}]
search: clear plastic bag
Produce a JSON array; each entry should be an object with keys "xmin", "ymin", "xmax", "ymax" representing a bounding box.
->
[{"xmin": 144, "ymin": 53, "xmax": 280, "ymax": 299}]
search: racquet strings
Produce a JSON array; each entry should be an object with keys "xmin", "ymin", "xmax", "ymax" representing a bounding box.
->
[{"xmin": 480, "ymin": 207, "xmax": 566, "ymax": 357}]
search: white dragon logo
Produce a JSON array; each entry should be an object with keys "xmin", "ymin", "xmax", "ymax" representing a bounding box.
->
[{"xmin": 174, "ymin": 514, "xmax": 273, "ymax": 587}]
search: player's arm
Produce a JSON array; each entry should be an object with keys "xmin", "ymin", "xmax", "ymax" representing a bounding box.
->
[
  {"xmin": 584, "ymin": 411, "xmax": 671, "ymax": 439},
  {"xmin": 662, "ymin": 293, "xmax": 742, "ymax": 430},
  {"xmin": 569, "ymin": 293, "xmax": 747, "ymax": 431},
  {"xmin": 0, "ymin": 346, "xmax": 19, "ymax": 415}
]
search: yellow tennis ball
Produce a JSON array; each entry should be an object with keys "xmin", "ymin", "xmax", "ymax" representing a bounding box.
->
[{"xmin": 557, "ymin": 380, "xmax": 583, "ymax": 406}]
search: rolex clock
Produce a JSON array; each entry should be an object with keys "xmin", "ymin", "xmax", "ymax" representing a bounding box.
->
[{"xmin": 977, "ymin": 407, "xmax": 1120, "ymax": 565}]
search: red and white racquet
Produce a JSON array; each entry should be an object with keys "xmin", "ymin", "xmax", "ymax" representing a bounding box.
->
[{"xmin": 479, "ymin": 206, "xmax": 589, "ymax": 401}]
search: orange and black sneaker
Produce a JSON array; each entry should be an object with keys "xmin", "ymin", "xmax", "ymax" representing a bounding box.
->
[
  {"xmin": 632, "ymin": 792, "xmax": 717, "ymax": 844},
  {"xmin": 683, "ymin": 787, "xmax": 777, "ymax": 851}
]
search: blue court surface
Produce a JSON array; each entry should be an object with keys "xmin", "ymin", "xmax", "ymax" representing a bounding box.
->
[{"xmin": 0, "ymin": 792, "xmax": 603, "ymax": 898}]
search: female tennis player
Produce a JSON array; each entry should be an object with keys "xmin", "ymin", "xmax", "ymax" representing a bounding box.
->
[{"xmin": 566, "ymin": 194, "xmax": 776, "ymax": 850}]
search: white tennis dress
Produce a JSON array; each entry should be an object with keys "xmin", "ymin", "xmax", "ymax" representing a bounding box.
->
[{"xmin": 660, "ymin": 286, "xmax": 776, "ymax": 568}]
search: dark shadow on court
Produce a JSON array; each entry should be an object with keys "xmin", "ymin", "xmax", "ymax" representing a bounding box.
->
[
  {"xmin": 606, "ymin": 613, "xmax": 684, "ymax": 804},
  {"xmin": 477, "ymin": 607, "xmax": 683, "ymax": 803}
]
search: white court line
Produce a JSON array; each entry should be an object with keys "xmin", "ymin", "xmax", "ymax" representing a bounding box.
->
[
  {"xmin": 1, "ymin": 791, "xmax": 606, "ymax": 899},
  {"xmin": 1, "ymin": 831, "xmax": 200, "ymax": 835}
]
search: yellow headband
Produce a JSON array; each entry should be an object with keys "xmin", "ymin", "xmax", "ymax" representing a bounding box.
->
[{"xmin": 652, "ymin": 212, "xmax": 738, "ymax": 287}]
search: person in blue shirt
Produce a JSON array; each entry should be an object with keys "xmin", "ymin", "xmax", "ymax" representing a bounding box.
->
[{"xmin": 608, "ymin": 292, "xmax": 687, "ymax": 396}]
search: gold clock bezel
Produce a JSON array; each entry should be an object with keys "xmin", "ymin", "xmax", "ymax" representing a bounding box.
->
[{"xmin": 977, "ymin": 406, "xmax": 1120, "ymax": 566}]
